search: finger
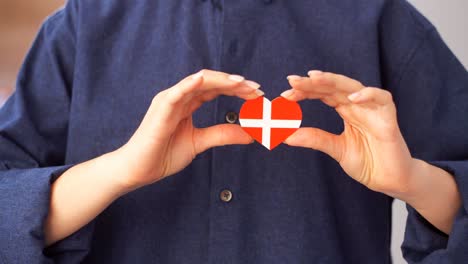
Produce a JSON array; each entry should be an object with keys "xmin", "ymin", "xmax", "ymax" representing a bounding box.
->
[
  {"xmin": 347, "ymin": 87, "xmax": 393, "ymax": 106},
  {"xmin": 188, "ymin": 74, "xmax": 264, "ymax": 113},
  {"xmin": 193, "ymin": 124, "xmax": 253, "ymax": 154},
  {"xmin": 284, "ymin": 127, "xmax": 343, "ymax": 162},
  {"xmin": 165, "ymin": 70, "xmax": 264, "ymax": 105},
  {"xmin": 145, "ymin": 75, "xmax": 203, "ymax": 131},
  {"xmin": 280, "ymin": 74, "xmax": 330, "ymax": 102},
  {"xmin": 187, "ymin": 85, "xmax": 264, "ymax": 114},
  {"xmin": 196, "ymin": 84, "xmax": 264, "ymax": 105},
  {"xmin": 282, "ymin": 71, "xmax": 364, "ymax": 106},
  {"xmin": 306, "ymin": 71, "xmax": 363, "ymax": 94},
  {"xmin": 279, "ymin": 87, "xmax": 309, "ymax": 102},
  {"xmin": 164, "ymin": 72, "xmax": 205, "ymax": 105},
  {"xmin": 287, "ymin": 73, "xmax": 334, "ymax": 97},
  {"xmin": 190, "ymin": 69, "xmax": 264, "ymax": 100}
]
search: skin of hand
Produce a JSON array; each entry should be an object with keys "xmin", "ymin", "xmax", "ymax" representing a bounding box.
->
[
  {"xmin": 281, "ymin": 70, "xmax": 461, "ymax": 234},
  {"xmin": 44, "ymin": 70, "xmax": 263, "ymax": 245},
  {"xmin": 45, "ymin": 69, "xmax": 460, "ymax": 246},
  {"xmin": 114, "ymin": 70, "xmax": 264, "ymax": 191}
]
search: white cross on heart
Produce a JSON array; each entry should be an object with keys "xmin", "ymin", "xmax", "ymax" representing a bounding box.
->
[{"xmin": 239, "ymin": 96, "xmax": 302, "ymax": 150}]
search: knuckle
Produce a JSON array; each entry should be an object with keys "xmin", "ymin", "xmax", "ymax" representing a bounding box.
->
[
  {"xmin": 165, "ymin": 96, "xmax": 179, "ymax": 107},
  {"xmin": 164, "ymin": 90, "xmax": 181, "ymax": 106},
  {"xmin": 197, "ymin": 68, "xmax": 216, "ymax": 78},
  {"xmin": 375, "ymin": 88, "xmax": 393, "ymax": 101},
  {"xmin": 198, "ymin": 69, "xmax": 208, "ymax": 75},
  {"xmin": 324, "ymin": 73, "xmax": 338, "ymax": 87},
  {"xmin": 322, "ymin": 72, "xmax": 334, "ymax": 80},
  {"xmin": 354, "ymin": 80, "xmax": 364, "ymax": 88},
  {"xmin": 152, "ymin": 90, "xmax": 166, "ymax": 103},
  {"xmin": 384, "ymin": 90, "xmax": 393, "ymax": 101},
  {"xmin": 314, "ymin": 73, "xmax": 328, "ymax": 85},
  {"xmin": 363, "ymin": 87, "xmax": 377, "ymax": 96},
  {"xmin": 329, "ymin": 72, "xmax": 340, "ymax": 79}
]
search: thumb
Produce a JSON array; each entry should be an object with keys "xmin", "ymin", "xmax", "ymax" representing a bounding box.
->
[
  {"xmin": 193, "ymin": 124, "xmax": 253, "ymax": 154},
  {"xmin": 284, "ymin": 128, "xmax": 343, "ymax": 162}
]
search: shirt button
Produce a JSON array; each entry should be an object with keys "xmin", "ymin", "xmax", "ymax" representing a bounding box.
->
[
  {"xmin": 220, "ymin": 189, "xmax": 233, "ymax": 202},
  {"xmin": 225, "ymin": 111, "xmax": 238, "ymax": 124}
]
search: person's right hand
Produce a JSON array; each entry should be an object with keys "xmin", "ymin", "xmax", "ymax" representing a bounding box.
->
[{"xmin": 115, "ymin": 70, "xmax": 264, "ymax": 191}]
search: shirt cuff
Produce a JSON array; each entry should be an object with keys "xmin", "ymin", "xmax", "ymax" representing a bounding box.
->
[
  {"xmin": 0, "ymin": 164, "xmax": 96, "ymax": 263},
  {"xmin": 402, "ymin": 160, "xmax": 468, "ymax": 263}
]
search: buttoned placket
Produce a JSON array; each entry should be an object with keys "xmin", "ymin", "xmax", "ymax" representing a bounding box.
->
[
  {"xmin": 205, "ymin": 1, "xmax": 277, "ymax": 263},
  {"xmin": 206, "ymin": 0, "xmax": 238, "ymax": 263}
]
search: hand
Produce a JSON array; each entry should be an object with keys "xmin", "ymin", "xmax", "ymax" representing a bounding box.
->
[
  {"xmin": 281, "ymin": 71, "xmax": 414, "ymax": 197},
  {"xmin": 116, "ymin": 70, "xmax": 263, "ymax": 191}
]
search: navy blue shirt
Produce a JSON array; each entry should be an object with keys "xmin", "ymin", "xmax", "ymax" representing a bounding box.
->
[{"xmin": 1, "ymin": 0, "xmax": 467, "ymax": 263}]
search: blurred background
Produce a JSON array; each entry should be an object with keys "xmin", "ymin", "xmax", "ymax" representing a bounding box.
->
[
  {"xmin": 0, "ymin": 0, "xmax": 64, "ymax": 104},
  {"xmin": 0, "ymin": 1, "xmax": 466, "ymax": 263}
]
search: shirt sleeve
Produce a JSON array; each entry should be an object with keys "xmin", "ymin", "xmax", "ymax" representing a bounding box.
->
[
  {"xmin": 0, "ymin": 1, "xmax": 93, "ymax": 263},
  {"xmin": 379, "ymin": 1, "xmax": 468, "ymax": 263}
]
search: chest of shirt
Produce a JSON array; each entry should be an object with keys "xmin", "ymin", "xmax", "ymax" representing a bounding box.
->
[{"xmin": 65, "ymin": 0, "xmax": 384, "ymax": 162}]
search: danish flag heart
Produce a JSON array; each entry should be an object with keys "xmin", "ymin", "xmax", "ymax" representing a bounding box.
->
[{"xmin": 239, "ymin": 96, "xmax": 302, "ymax": 150}]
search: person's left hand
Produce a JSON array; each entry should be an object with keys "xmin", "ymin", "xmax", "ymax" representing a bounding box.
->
[{"xmin": 281, "ymin": 71, "xmax": 415, "ymax": 197}]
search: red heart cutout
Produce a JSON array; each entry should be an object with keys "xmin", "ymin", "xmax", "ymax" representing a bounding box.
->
[{"xmin": 239, "ymin": 96, "xmax": 302, "ymax": 150}]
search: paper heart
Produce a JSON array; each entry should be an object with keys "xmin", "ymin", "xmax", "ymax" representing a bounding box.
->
[{"xmin": 239, "ymin": 96, "xmax": 302, "ymax": 150}]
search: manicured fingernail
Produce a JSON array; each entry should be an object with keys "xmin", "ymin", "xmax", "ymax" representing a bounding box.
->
[
  {"xmin": 192, "ymin": 71, "xmax": 204, "ymax": 79},
  {"xmin": 281, "ymin": 89, "xmax": 294, "ymax": 98},
  {"xmin": 287, "ymin": 75, "xmax": 302, "ymax": 81},
  {"xmin": 245, "ymin": 80, "xmax": 261, "ymax": 89},
  {"xmin": 228, "ymin": 74, "xmax": 245, "ymax": 82},
  {"xmin": 255, "ymin": 89, "xmax": 265, "ymax": 96},
  {"xmin": 307, "ymin": 70, "xmax": 323, "ymax": 76},
  {"xmin": 348, "ymin": 92, "xmax": 361, "ymax": 101}
]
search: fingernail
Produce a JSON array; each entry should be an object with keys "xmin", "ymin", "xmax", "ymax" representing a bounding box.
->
[
  {"xmin": 228, "ymin": 74, "xmax": 245, "ymax": 82},
  {"xmin": 307, "ymin": 70, "xmax": 323, "ymax": 76},
  {"xmin": 281, "ymin": 89, "xmax": 294, "ymax": 98},
  {"xmin": 287, "ymin": 75, "xmax": 302, "ymax": 81},
  {"xmin": 192, "ymin": 71, "xmax": 204, "ymax": 80},
  {"xmin": 255, "ymin": 89, "xmax": 265, "ymax": 96},
  {"xmin": 348, "ymin": 92, "xmax": 361, "ymax": 101},
  {"xmin": 245, "ymin": 80, "xmax": 261, "ymax": 89}
]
